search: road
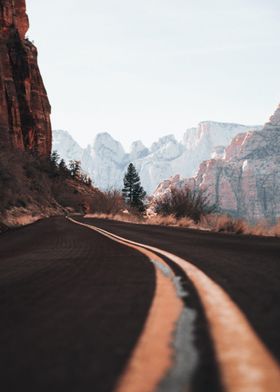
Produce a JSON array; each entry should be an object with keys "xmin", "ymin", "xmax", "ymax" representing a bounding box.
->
[
  {"xmin": 0, "ymin": 216, "xmax": 279, "ymax": 392},
  {"xmin": 0, "ymin": 217, "xmax": 154, "ymax": 392}
]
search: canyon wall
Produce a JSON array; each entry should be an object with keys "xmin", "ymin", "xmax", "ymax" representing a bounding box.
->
[
  {"xmin": 0, "ymin": 0, "xmax": 51, "ymax": 156},
  {"xmin": 153, "ymin": 105, "xmax": 280, "ymax": 223},
  {"xmin": 53, "ymin": 121, "xmax": 259, "ymax": 193}
]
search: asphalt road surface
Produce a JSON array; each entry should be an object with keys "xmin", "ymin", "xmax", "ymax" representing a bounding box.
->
[
  {"xmin": 0, "ymin": 217, "xmax": 155, "ymax": 392},
  {"xmin": 79, "ymin": 217, "xmax": 280, "ymax": 362},
  {"xmin": 0, "ymin": 216, "xmax": 279, "ymax": 392}
]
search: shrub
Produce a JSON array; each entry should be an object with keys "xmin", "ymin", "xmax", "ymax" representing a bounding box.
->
[
  {"xmin": 91, "ymin": 189, "xmax": 126, "ymax": 214},
  {"xmin": 271, "ymin": 220, "xmax": 280, "ymax": 237},
  {"xmin": 154, "ymin": 187, "xmax": 216, "ymax": 223},
  {"xmin": 209, "ymin": 215, "xmax": 247, "ymax": 234}
]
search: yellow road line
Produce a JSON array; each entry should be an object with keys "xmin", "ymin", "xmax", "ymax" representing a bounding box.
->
[
  {"xmin": 69, "ymin": 218, "xmax": 280, "ymax": 392},
  {"xmin": 68, "ymin": 218, "xmax": 183, "ymax": 392}
]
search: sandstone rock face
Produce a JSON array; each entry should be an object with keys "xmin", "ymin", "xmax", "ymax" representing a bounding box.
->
[
  {"xmin": 0, "ymin": 0, "xmax": 51, "ymax": 155},
  {"xmin": 53, "ymin": 122, "xmax": 259, "ymax": 194},
  {"xmin": 266, "ymin": 104, "xmax": 280, "ymax": 127},
  {"xmin": 153, "ymin": 106, "xmax": 280, "ymax": 223}
]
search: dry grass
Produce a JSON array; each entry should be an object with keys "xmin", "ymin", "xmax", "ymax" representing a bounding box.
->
[
  {"xmin": 246, "ymin": 219, "xmax": 280, "ymax": 237},
  {"xmin": 85, "ymin": 212, "xmax": 280, "ymax": 238},
  {"xmin": 202, "ymin": 215, "xmax": 248, "ymax": 234},
  {"xmin": 271, "ymin": 221, "xmax": 280, "ymax": 237},
  {"xmin": 147, "ymin": 215, "xmax": 194, "ymax": 228},
  {"xmin": 85, "ymin": 212, "xmax": 142, "ymax": 225},
  {"xmin": 202, "ymin": 214, "xmax": 280, "ymax": 237},
  {"xmin": 0, "ymin": 206, "xmax": 61, "ymax": 228},
  {"xmin": 85, "ymin": 212, "xmax": 195, "ymax": 229}
]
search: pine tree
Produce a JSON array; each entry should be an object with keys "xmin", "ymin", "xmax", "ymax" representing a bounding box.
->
[
  {"xmin": 86, "ymin": 177, "xmax": 92, "ymax": 187},
  {"xmin": 48, "ymin": 151, "xmax": 61, "ymax": 177},
  {"xmin": 58, "ymin": 159, "xmax": 69, "ymax": 177},
  {"xmin": 69, "ymin": 160, "xmax": 81, "ymax": 179},
  {"xmin": 122, "ymin": 163, "xmax": 146, "ymax": 212},
  {"xmin": 50, "ymin": 151, "xmax": 60, "ymax": 168}
]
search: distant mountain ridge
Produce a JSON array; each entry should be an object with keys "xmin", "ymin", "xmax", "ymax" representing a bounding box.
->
[
  {"xmin": 152, "ymin": 105, "xmax": 280, "ymax": 222},
  {"xmin": 53, "ymin": 121, "xmax": 260, "ymax": 193}
]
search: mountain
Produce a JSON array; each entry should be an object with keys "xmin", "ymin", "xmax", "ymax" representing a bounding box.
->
[
  {"xmin": 53, "ymin": 122, "xmax": 259, "ymax": 193},
  {"xmin": 180, "ymin": 122, "xmax": 258, "ymax": 177},
  {"xmin": 0, "ymin": 0, "xmax": 52, "ymax": 155},
  {"xmin": 52, "ymin": 130, "xmax": 84, "ymax": 163},
  {"xmin": 85, "ymin": 133, "xmax": 127, "ymax": 190},
  {"xmin": 153, "ymin": 105, "xmax": 280, "ymax": 222}
]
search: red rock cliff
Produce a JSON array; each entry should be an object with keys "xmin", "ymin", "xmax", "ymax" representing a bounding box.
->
[
  {"xmin": 153, "ymin": 105, "xmax": 280, "ymax": 223},
  {"xmin": 0, "ymin": 0, "xmax": 51, "ymax": 156}
]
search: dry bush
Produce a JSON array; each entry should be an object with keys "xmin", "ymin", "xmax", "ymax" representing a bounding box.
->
[
  {"xmin": 154, "ymin": 187, "xmax": 216, "ymax": 223},
  {"xmin": 85, "ymin": 212, "xmax": 142, "ymax": 224},
  {"xmin": 147, "ymin": 214, "xmax": 194, "ymax": 227},
  {"xmin": 245, "ymin": 220, "xmax": 270, "ymax": 236},
  {"xmin": 201, "ymin": 215, "xmax": 280, "ymax": 237},
  {"xmin": 90, "ymin": 190, "xmax": 126, "ymax": 214},
  {"xmin": 85, "ymin": 212, "xmax": 195, "ymax": 228},
  {"xmin": 85, "ymin": 209, "xmax": 280, "ymax": 237},
  {"xmin": 176, "ymin": 217, "xmax": 195, "ymax": 227},
  {"xmin": 204, "ymin": 214, "xmax": 247, "ymax": 234},
  {"xmin": 271, "ymin": 220, "xmax": 280, "ymax": 237},
  {"xmin": 246, "ymin": 219, "xmax": 280, "ymax": 237},
  {"xmin": 147, "ymin": 215, "xmax": 178, "ymax": 226}
]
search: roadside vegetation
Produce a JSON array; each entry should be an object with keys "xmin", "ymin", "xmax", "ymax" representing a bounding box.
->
[
  {"xmin": 1, "ymin": 151, "xmax": 279, "ymax": 237},
  {"xmin": 86, "ymin": 181, "xmax": 280, "ymax": 237},
  {"xmin": 153, "ymin": 187, "xmax": 216, "ymax": 223},
  {"xmin": 86, "ymin": 211, "xmax": 280, "ymax": 237},
  {"xmin": 87, "ymin": 163, "xmax": 147, "ymax": 217},
  {"xmin": 0, "ymin": 150, "xmax": 97, "ymax": 225},
  {"xmin": 89, "ymin": 189, "xmax": 126, "ymax": 215},
  {"xmin": 122, "ymin": 163, "xmax": 146, "ymax": 213}
]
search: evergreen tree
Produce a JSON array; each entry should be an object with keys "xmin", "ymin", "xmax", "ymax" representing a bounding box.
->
[
  {"xmin": 58, "ymin": 159, "xmax": 69, "ymax": 176},
  {"xmin": 122, "ymin": 163, "xmax": 146, "ymax": 212},
  {"xmin": 86, "ymin": 177, "xmax": 92, "ymax": 187},
  {"xmin": 50, "ymin": 151, "xmax": 60, "ymax": 168},
  {"xmin": 69, "ymin": 160, "xmax": 81, "ymax": 179},
  {"xmin": 48, "ymin": 151, "xmax": 60, "ymax": 177}
]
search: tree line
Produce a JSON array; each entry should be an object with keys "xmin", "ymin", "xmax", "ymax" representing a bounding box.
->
[
  {"xmin": 50, "ymin": 151, "xmax": 92, "ymax": 187},
  {"xmin": 51, "ymin": 151, "xmax": 214, "ymax": 220},
  {"xmin": 51, "ymin": 152, "xmax": 147, "ymax": 212}
]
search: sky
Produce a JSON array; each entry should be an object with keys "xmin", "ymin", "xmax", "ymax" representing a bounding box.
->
[{"xmin": 27, "ymin": 0, "xmax": 280, "ymax": 150}]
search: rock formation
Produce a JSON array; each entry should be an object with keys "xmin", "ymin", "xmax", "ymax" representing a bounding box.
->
[
  {"xmin": 266, "ymin": 103, "xmax": 280, "ymax": 127},
  {"xmin": 53, "ymin": 121, "xmax": 259, "ymax": 193},
  {"xmin": 0, "ymin": 0, "xmax": 52, "ymax": 156},
  {"xmin": 153, "ymin": 105, "xmax": 280, "ymax": 223}
]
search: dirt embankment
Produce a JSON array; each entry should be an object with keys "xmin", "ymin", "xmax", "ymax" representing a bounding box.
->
[{"xmin": 0, "ymin": 206, "xmax": 62, "ymax": 232}]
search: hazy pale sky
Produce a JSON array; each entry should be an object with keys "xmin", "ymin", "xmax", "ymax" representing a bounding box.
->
[{"xmin": 27, "ymin": 0, "xmax": 280, "ymax": 150}]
